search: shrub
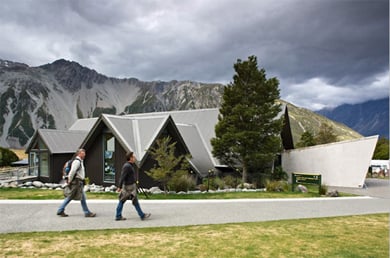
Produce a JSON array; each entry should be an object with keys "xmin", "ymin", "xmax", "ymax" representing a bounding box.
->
[
  {"xmin": 271, "ymin": 166, "xmax": 288, "ymax": 181},
  {"xmin": 266, "ymin": 180, "xmax": 289, "ymax": 192},
  {"xmin": 319, "ymin": 184, "xmax": 328, "ymax": 195},
  {"xmin": 0, "ymin": 147, "xmax": 19, "ymax": 166},
  {"xmin": 168, "ymin": 172, "xmax": 196, "ymax": 192},
  {"xmin": 213, "ymin": 177, "xmax": 225, "ymax": 190},
  {"xmin": 223, "ymin": 175, "xmax": 242, "ymax": 188}
]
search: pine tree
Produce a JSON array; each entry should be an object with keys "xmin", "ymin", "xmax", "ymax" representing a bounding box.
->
[
  {"xmin": 296, "ymin": 130, "xmax": 316, "ymax": 147},
  {"xmin": 145, "ymin": 136, "xmax": 190, "ymax": 192},
  {"xmin": 315, "ymin": 123, "xmax": 337, "ymax": 144},
  {"xmin": 211, "ymin": 56, "xmax": 282, "ymax": 183}
]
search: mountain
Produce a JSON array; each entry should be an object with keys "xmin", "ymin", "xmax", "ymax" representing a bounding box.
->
[
  {"xmin": 280, "ymin": 100, "xmax": 362, "ymax": 144},
  {"xmin": 0, "ymin": 58, "xmax": 362, "ymax": 149},
  {"xmin": 316, "ymin": 98, "xmax": 389, "ymax": 139},
  {"xmin": 0, "ymin": 59, "xmax": 224, "ymax": 148}
]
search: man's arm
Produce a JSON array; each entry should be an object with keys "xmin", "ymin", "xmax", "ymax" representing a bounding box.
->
[{"xmin": 67, "ymin": 159, "xmax": 80, "ymax": 182}]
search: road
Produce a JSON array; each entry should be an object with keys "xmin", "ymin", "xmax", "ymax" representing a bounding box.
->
[{"xmin": 0, "ymin": 179, "xmax": 388, "ymax": 233}]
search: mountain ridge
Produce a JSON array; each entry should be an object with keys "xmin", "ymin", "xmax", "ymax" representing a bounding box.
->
[
  {"xmin": 316, "ymin": 97, "xmax": 389, "ymax": 139},
  {"xmin": 0, "ymin": 58, "xmax": 374, "ymax": 148}
]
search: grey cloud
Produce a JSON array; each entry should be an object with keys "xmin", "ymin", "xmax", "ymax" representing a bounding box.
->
[{"xmin": 0, "ymin": 0, "xmax": 387, "ymax": 109}]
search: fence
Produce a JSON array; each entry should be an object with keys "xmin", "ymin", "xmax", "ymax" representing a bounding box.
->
[{"xmin": 0, "ymin": 166, "xmax": 30, "ymax": 182}]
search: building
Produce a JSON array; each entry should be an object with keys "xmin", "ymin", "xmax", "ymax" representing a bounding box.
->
[
  {"xmin": 26, "ymin": 106, "xmax": 293, "ymax": 187},
  {"xmin": 26, "ymin": 106, "xmax": 377, "ymax": 188}
]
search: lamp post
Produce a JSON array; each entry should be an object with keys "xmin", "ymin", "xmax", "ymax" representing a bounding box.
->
[{"xmin": 207, "ymin": 169, "xmax": 214, "ymax": 192}]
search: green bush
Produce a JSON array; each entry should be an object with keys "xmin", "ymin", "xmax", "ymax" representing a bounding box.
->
[
  {"xmin": 0, "ymin": 147, "xmax": 19, "ymax": 166},
  {"xmin": 319, "ymin": 184, "xmax": 328, "ymax": 195},
  {"xmin": 271, "ymin": 166, "xmax": 288, "ymax": 181},
  {"xmin": 266, "ymin": 180, "xmax": 289, "ymax": 192},
  {"xmin": 222, "ymin": 175, "xmax": 242, "ymax": 188},
  {"xmin": 213, "ymin": 177, "xmax": 225, "ymax": 189},
  {"xmin": 168, "ymin": 172, "xmax": 196, "ymax": 192}
]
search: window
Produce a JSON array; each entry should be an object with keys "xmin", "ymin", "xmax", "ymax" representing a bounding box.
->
[
  {"xmin": 103, "ymin": 134, "xmax": 115, "ymax": 183},
  {"xmin": 29, "ymin": 152, "xmax": 39, "ymax": 176},
  {"xmin": 40, "ymin": 152, "xmax": 49, "ymax": 177}
]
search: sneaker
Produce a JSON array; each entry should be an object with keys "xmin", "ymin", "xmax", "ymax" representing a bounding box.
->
[
  {"xmin": 85, "ymin": 212, "xmax": 96, "ymax": 218},
  {"xmin": 57, "ymin": 211, "xmax": 68, "ymax": 217},
  {"xmin": 141, "ymin": 213, "xmax": 151, "ymax": 220},
  {"xmin": 115, "ymin": 216, "xmax": 126, "ymax": 221}
]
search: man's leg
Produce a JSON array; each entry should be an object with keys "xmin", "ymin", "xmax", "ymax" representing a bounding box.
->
[
  {"xmin": 132, "ymin": 196, "xmax": 145, "ymax": 218},
  {"xmin": 57, "ymin": 196, "xmax": 71, "ymax": 216},
  {"xmin": 81, "ymin": 191, "xmax": 95, "ymax": 217},
  {"xmin": 115, "ymin": 200, "xmax": 126, "ymax": 220}
]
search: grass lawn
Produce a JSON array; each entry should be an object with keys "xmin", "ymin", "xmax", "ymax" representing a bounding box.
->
[
  {"xmin": 0, "ymin": 187, "xmax": 387, "ymax": 257},
  {"xmin": 0, "ymin": 214, "xmax": 388, "ymax": 257},
  {"xmin": 0, "ymin": 187, "xmax": 355, "ymax": 200}
]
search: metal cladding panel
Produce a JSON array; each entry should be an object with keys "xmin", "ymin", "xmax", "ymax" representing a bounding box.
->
[{"xmin": 176, "ymin": 124, "xmax": 215, "ymax": 177}]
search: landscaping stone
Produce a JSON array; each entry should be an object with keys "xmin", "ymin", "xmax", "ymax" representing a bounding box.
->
[
  {"xmin": 32, "ymin": 181, "xmax": 44, "ymax": 188},
  {"xmin": 297, "ymin": 184, "xmax": 308, "ymax": 193}
]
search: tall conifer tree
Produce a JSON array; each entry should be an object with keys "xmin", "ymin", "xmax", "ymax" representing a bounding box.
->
[{"xmin": 211, "ymin": 56, "xmax": 282, "ymax": 183}]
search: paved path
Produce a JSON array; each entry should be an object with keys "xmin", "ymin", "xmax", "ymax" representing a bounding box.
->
[
  {"xmin": 1, "ymin": 197, "xmax": 389, "ymax": 233},
  {"xmin": 0, "ymin": 179, "xmax": 388, "ymax": 234}
]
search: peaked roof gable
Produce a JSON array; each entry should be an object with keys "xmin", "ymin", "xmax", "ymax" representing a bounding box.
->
[
  {"xmin": 102, "ymin": 114, "xmax": 172, "ymax": 161},
  {"xmin": 26, "ymin": 129, "xmax": 88, "ymax": 154},
  {"xmin": 79, "ymin": 113, "xmax": 189, "ymax": 167}
]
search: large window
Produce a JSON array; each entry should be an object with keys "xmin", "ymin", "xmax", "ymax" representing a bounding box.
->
[
  {"xmin": 103, "ymin": 134, "xmax": 115, "ymax": 183},
  {"xmin": 29, "ymin": 139, "xmax": 50, "ymax": 177},
  {"xmin": 29, "ymin": 152, "xmax": 39, "ymax": 176},
  {"xmin": 40, "ymin": 152, "xmax": 49, "ymax": 177}
]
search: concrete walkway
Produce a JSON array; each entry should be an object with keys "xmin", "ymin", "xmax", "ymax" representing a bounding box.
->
[{"xmin": 0, "ymin": 179, "xmax": 389, "ymax": 234}]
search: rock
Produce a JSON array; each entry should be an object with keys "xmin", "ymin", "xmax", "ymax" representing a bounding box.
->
[
  {"xmin": 9, "ymin": 181, "xmax": 18, "ymax": 188},
  {"xmin": 84, "ymin": 185, "xmax": 90, "ymax": 192},
  {"xmin": 32, "ymin": 181, "xmax": 44, "ymax": 188},
  {"xmin": 149, "ymin": 187, "xmax": 163, "ymax": 194},
  {"xmin": 326, "ymin": 190, "xmax": 339, "ymax": 197},
  {"xmin": 297, "ymin": 184, "xmax": 308, "ymax": 193}
]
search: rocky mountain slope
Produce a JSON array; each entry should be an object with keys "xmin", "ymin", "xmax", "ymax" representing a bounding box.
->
[
  {"xmin": 0, "ymin": 58, "xmax": 368, "ymax": 149},
  {"xmin": 316, "ymin": 97, "xmax": 389, "ymax": 139},
  {"xmin": 0, "ymin": 59, "xmax": 223, "ymax": 147}
]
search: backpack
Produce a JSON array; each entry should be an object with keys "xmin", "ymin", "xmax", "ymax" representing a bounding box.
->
[{"xmin": 62, "ymin": 159, "xmax": 80, "ymax": 178}]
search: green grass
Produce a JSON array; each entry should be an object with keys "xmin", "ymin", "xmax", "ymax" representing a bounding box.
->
[
  {"xmin": 0, "ymin": 214, "xmax": 388, "ymax": 257},
  {"xmin": 0, "ymin": 187, "xmax": 354, "ymax": 200}
]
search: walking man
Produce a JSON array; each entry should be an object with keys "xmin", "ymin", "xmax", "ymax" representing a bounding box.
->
[
  {"xmin": 115, "ymin": 151, "xmax": 151, "ymax": 221},
  {"xmin": 57, "ymin": 149, "xmax": 96, "ymax": 217}
]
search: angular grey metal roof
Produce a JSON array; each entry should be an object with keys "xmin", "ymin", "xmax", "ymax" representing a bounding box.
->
[
  {"xmin": 68, "ymin": 118, "xmax": 98, "ymax": 131},
  {"xmin": 102, "ymin": 114, "xmax": 171, "ymax": 162},
  {"xmin": 26, "ymin": 129, "xmax": 88, "ymax": 154},
  {"xmin": 125, "ymin": 109, "xmax": 220, "ymax": 165}
]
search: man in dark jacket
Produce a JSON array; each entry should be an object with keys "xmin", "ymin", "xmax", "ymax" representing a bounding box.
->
[{"xmin": 115, "ymin": 151, "xmax": 151, "ymax": 221}]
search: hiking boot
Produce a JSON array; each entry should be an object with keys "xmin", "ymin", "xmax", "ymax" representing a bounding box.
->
[
  {"xmin": 115, "ymin": 216, "xmax": 126, "ymax": 221},
  {"xmin": 57, "ymin": 211, "xmax": 68, "ymax": 217},
  {"xmin": 141, "ymin": 213, "xmax": 151, "ymax": 220},
  {"xmin": 85, "ymin": 212, "xmax": 96, "ymax": 218}
]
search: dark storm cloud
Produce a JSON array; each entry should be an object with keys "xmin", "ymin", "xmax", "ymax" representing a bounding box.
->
[{"xmin": 0, "ymin": 0, "xmax": 388, "ymax": 110}]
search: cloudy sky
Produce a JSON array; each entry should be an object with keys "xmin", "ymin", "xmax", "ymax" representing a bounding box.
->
[{"xmin": 0, "ymin": 0, "xmax": 388, "ymax": 110}]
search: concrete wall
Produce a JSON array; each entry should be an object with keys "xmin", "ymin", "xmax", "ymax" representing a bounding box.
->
[{"xmin": 282, "ymin": 135, "xmax": 378, "ymax": 188}]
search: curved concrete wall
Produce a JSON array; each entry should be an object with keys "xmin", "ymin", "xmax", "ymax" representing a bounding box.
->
[{"xmin": 282, "ymin": 135, "xmax": 378, "ymax": 188}]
